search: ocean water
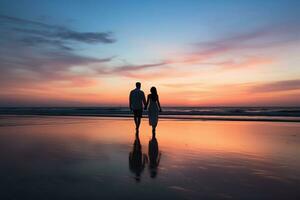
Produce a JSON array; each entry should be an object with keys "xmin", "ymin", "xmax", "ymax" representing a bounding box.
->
[
  {"xmin": 0, "ymin": 116, "xmax": 300, "ymax": 200},
  {"xmin": 0, "ymin": 107, "xmax": 300, "ymax": 122}
]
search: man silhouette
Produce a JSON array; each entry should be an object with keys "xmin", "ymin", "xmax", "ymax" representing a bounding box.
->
[{"xmin": 129, "ymin": 82, "xmax": 146, "ymax": 131}]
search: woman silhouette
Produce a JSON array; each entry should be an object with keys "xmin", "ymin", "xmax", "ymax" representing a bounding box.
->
[{"xmin": 145, "ymin": 87, "xmax": 162, "ymax": 133}]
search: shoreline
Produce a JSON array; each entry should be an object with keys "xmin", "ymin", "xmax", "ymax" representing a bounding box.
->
[{"xmin": 1, "ymin": 114, "xmax": 300, "ymax": 123}]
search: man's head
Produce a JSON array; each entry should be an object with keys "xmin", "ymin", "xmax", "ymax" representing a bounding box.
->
[{"xmin": 136, "ymin": 82, "xmax": 141, "ymax": 89}]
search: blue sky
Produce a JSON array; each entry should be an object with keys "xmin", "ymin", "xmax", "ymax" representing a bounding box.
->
[
  {"xmin": 1, "ymin": 0, "xmax": 298, "ymax": 61},
  {"xmin": 0, "ymin": 0, "xmax": 299, "ymax": 106}
]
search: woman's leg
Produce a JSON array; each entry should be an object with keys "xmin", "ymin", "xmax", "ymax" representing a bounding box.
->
[
  {"xmin": 152, "ymin": 124, "xmax": 156, "ymax": 133},
  {"xmin": 152, "ymin": 127, "xmax": 156, "ymax": 137}
]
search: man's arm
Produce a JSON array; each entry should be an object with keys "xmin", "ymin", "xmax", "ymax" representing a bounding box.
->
[
  {"xmin": 144, "ymin": 95, "xmax": 149, "ymax": 110},
  {"xmin": 142, "ymin": 92, "xmax": 146, "ymax": 107}
]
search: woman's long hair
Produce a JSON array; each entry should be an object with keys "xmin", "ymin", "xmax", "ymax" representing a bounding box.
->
[{"xmin": 150, "ymin": 87, "xmax": 158, "ymax": 101}]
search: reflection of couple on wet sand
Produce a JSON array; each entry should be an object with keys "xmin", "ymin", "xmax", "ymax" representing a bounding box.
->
[
  {"xmin": 129, "ymin": 82, "xmax": 162, "ymax": 133},
  {"xmin": 129, "ymin": 133, "xmax": 161, "ymax": 181},
  {"xmin": 128, "ymin": 82, "xmax": 162, "ymax": 181}
]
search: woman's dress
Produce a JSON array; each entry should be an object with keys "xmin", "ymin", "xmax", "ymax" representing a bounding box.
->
[{"xmin": 148, "ymin": 97, "xmax": 159, "ymax": 127}]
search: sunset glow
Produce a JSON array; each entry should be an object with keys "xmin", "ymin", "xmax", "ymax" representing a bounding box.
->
[{"xmin": 0, "ymin": 0, "xmax": 299, "ymax": 106}]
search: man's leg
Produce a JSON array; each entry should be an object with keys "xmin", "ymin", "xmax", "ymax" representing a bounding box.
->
[
  {"xmin": 133, "ymin": 110, "xmax": 142, "ymax": 131},
  {"xmin": 152, "ymin": 127, "xmax": 156, "ymax": 138}
]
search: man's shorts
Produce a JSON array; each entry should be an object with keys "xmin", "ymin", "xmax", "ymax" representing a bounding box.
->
[{"xmin": 133, "ymin": 109, "xmax": 143, "ymax": 118}]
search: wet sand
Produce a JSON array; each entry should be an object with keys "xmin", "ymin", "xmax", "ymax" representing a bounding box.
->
[{"xmin": 0, "ymin": 116, "xmax": 300, "ymax": 200}]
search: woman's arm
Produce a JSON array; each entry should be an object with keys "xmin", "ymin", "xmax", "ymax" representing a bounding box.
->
[{"xmin": 157, "ymin": 96, "xmax": 162, "ymax": 112}]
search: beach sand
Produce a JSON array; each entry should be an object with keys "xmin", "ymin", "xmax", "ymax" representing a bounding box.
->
[{"xmin": 0, "ymin": 116, "xmax": 300, "ymax": 200}]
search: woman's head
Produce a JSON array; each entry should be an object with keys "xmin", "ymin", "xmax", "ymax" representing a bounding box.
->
[
  {"xmin": 150, "ymin": 87, "xmax": 157, "ymax": 94},
  {"xmin": 150, "ymin": 87, "xmax": 158, "ymax": 100}
]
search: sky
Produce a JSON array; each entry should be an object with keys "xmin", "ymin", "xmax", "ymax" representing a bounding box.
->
[{"xmin": 0, "ymin": 0, "xmax": 299, "ymax": 106}]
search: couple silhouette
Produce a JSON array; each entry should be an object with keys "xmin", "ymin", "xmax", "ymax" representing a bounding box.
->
[
  {"xmin": 129, "ymin": 82, "xmax": 162, "ymax": 133},
  {"xmin": 129, "ymin": 82, "xmax": 162, "ymax": 181},
  {"xmin": 129, "ymin": 132, "xmax": 161, "ymax": 181}
]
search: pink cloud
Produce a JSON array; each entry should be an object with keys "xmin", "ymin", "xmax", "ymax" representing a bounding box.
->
[{"xmin": 218, "ymin": 56, "xmax": 273, "ymax": 70}]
